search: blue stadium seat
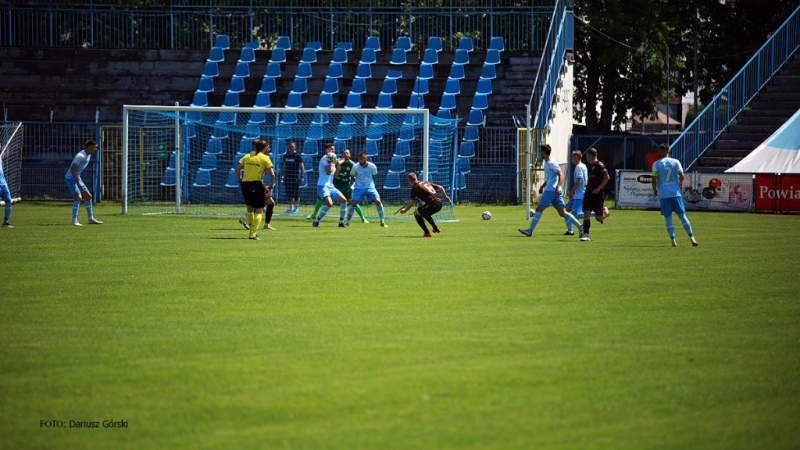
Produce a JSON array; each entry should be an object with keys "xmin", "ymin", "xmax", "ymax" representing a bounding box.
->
[
  {"xmin": 167, "ymin": 152, "xmax": 177, "ymax": 169},
  {"xmin": 389, "ymin": 156, "xmax": 406, "ymax": 173},
  {"xmin": 398, "ymin": 126, "xmax": 415, "ymax": 141},
  {"xmin": 455, "ymin": 172, "xmax": 467, "ymax": 190},
  {"xmin": 286, "ymin": 92, "xmax": 303, "ymax": 108},
  {"xmin": 439, "ymin": 93, "xmax": 456, "ymax": 110},
  {"xmin": 277, "ymin": 123, "xmax": 292, "ymax": 139},
  {"xmin": 322, "ymin": 78, "xmax": 339, "ymax": 94},
  {"xmin": 332, "ymin": 48, "xmax": 348, "ymax": 64},
  {"xmin": 367, "ymin": 125, "xmax": 383, "ymax": 141},
  {"xmin": 381, "ymin": 78, "xmax": 397, "ymax": 95},
  {"xmin": 238, "ymin": 47, "xmax": 255, "ymax": 64},
  {"xmin": 307, "ymin": 123, "xmax": 323, "ymax": 140},
  {"xmin": 291, "ymin": 78, "xmax": 308, "ymax": 94},
  {"xmin": 300, "ymin": 47, "xmax": 317, "ymax": 64},
  {"xmin": 376, "ymin": 93, "xmax": 393, "ymax": 109},
  {"xmin": 265, "ymin": 62, "xmax": 281, "ymax": 78},
  {"xmin": 191, "ymin": 91, "xmax": 208, "ymax": 107},
  {"xmin": 360, "ymin": 48, "xmax": 377, "ymax": 64},
  {"xmin": 186, "ymin": 111, "xmax": 202, "ymax": 122},
  {"xmin": 248, "ymin": 112, "xmax": 265, "ymax": 124},
  {"xmin": 489, "ymin": 36, "xmax": 505, "ymax": 52},
  {"xmin": 436, "ymin": 109, "xmax": 451, "ymax": 120},
  {"xmin": 317, "ymin": 92, "xmax": 334, "ymax": 109},
  {"xmin": 194, "ymin": 169, "xmax": 212, "ymax": 187},
  {"xmin": 355, "ymin": 63, "xmax": 372, "ymax": 79},
  {"xmin": 390, "ymin": 48, "xmax": 406, "ymax": 65},
  {"xmin": 297, "ymin": 62, "xmax": 312, "ymax": 78},
  {"xmin": 217, "ymin": 111, "xmax": 234, "ymax": 124},
  {"xmin": 183, "ymin": 123, "xmax": 196, "ymax": 139},
  {"xmin": 429, "ymin": 141, "xmax": 444, "ymax": 157},
  {"xmin": 239, "ymin": 138, "xmax": 254, "ymax": 154},
  {"xmin": 459, "ymin": 142, "xmax": 475, "ymax": 158},
  {"xmin": 386, "ymin": 70, "xmax": 403, "ymax": 80},
  {"xmin": 334, "ymin": 140, "xmax": 347, "ymax": 155},
  {"xmin": 200, "ymin": 154, "xmax": 218, "ymax": 171},
  {"xmin": 269, "ymin": 47, "xmax": 286, "ymax": 63},
  {"xmin": 345, "ymin": 93, "xmax": 362, "ymax": 109},
  {"xmin": 206, "ymin": 139, "xmax": 223, "ymax": 155},
  {"xmin": 472, "ymin": 93, "xmax": 489, "ymax": 110},
  {"xmin": 394, "ymin": 140, "xmax": 411, "ymax": 157},
  {"xmin": 244, "ymin": 124, "xmax": 260, "ymax": 139},
  {"xmin": 427, "ymin": 36, "xmax": 443, "ymax": 52},
  {"xmin": 476, "ymin": 78, "xmax": 492, "ymax": 95},
  {"xmin": 202, "ymin": 61, "xmax": 219, "ymax": 77},
  {"xmin": 280, "ymin": 113, "xmax": 297, "ymax": 124},
  {"xmin": 404, "ymin": 114, "xmax": 423, "ymax": 125},
  {"xmin": 408, "ymin": 94, "xmax": 424, "ymax": 109},
  {"xmin": 457, "ymin": 157, "xmax": 471, "ymax": 173},
  {"xmin": 225, "ymin": 168, "xmax": 239, "ymax": 188},
  {"xmin": 214, "ymin": 35, "xmax": 230, "ymax": 50},
  {"xmin": 448, "ymin": 64, "xmax": 465, "ymax": 80},
  {"xmin": 336, "ymin": 123, "xmax": 353, "ymax": 140},
  {"xmin": 207, "ymin": 47, "xmax": 224, "ymax": 63},
  {"xmin": 383, "ymin": 172, "xmax": 401, "ymax": 189},
  {"xmin": 307, "ymin": 41, "xmax": 322, "ymax": 51},
  {"xmin": 161, "ymin": 168, "xmax": 176, "ymax": 186},
  {"xmin": 427, "ymin": 158, "xmax": 439, "ymax": 174},
  {"xmin": 259, "ymin": 77, "xmax": 276, "ymax": 94},
  {"xmin": 211, "ymin": 125, "xmax": 228, "ymax": 139},
  {"xmin": 480, "ymin": 64, "xmax": 497, "ymax": 80},
  {"xmin": 467, "ymin": 109, "xmax": 484, "ymax": 126},
  {"xmin": 228, "ymin": 77, "xmax": 245, "ymax": 94},
  {"xmin": 276, "ymin": 36, "xmax": 291, "ymax": 50},
  {"xmin": 272, "ymin": 138, "xmax": 287, "ymax": 155},
  {"xmin": 365, "ymin": 36, "xmax": 381, "ymax": 51},
  {"xmin": 422, "ymin": 48, "xmax": 438, "ymax": 64},
  {"xmin": 254, "ymin": 91, "xmax": 271, "ymax": 108},
  {"xmin": 371, "ymin": 114, "xmax": 388, "ymax": 126},
  {"xmin": 312, "ymin": 113, "xmax": 329, "ymax": 124},
  {"xmin": 351, "ymin": 78, "xmax": 367, "ymax": 95},
  {"xmin": 453, "ymin": 49, "xmax": 469, "ymax": 65},
  {"xmin": 245, "ymin": 42, "xmax": 260, "ymax": 50},
  {"xmin": 303, "ymin": 140, "xmax": 319, "ymax": 156},
  {"xmin": 444, "ymin": 78, "xmax": 460, "ymax": 95},
  {"xmin": 302, "ymin": 155, "xmax": 314, "ymax": 170},
  {"xmin": 396, "ymin": 36, "xmax": 411, "ymax": 52},
  {"xmin": 412, "ymin": 78, "xmax": 429, "ymax": 95},
  {"xmin": 336, "ymin": 42, "xmax": 353, "ymax": 52},
  {"xmin": 463, "ymin": 126, "xmax": 479, "ymax": 142},
  {"xmin": 485, "ymin": 49, "xmax": 501, "ymax": 65},
  {"xmin": 418, "ymin": 63, "xmax": 434, "ymax": 80},
  {"xmin": 366, "ymin": 140, "xmax": 379, "ymax": 156},
  {"xmin": 223, "ymin": 92, "xmax": 239, "ymax": 107},
  {"xmin": 458, "ymin": 36, "xmax": 474, "ymax": 52},
  {"xmin": 327, "ymin": 63, "xmax": 343, "ymax": 79}
]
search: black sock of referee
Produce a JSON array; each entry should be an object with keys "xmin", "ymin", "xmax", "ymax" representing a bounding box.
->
[
  {"xmin": 583, "ymin": 218, "xmax": 591, "ymax": 235},
  {"xmin": 265, "ymin": 203, "xmax": 274, "ymax": 225},
  {"xmin": 424, "ymin": 215, "xmax": 438, "ymax": 230},
  {"xmin": 415, "ymin": 215, "xmax": 429, "ymax": 233}
]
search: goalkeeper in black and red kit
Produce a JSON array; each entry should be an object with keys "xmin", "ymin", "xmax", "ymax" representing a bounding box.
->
[{"xmin": 399, "ymin": 172, "xmax": 451, "ymax": 237}]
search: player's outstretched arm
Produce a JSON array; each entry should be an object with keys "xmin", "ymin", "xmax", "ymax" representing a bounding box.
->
[
  {"xmin": 398, "ymin": 199, "xmax": 415, "ymax": 214},
  {"xmin": 651, "ymin": 173, "xmax": 658, "ymax": 198},
  {"xmin": 234, "ymin": 163, "xmax": 244, "ymax": 182},
  {"xmin": 437, "ymin": 186, "xmax": 451, "ymax": 203},
  {"xmin": 267, "ymin": 167, "xmax": 276, "ymax": 189}
]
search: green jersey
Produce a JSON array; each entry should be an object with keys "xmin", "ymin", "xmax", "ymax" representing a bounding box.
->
[{"xmin": 334, "ymin": 159, "xmax": 355, "ymax": 190}]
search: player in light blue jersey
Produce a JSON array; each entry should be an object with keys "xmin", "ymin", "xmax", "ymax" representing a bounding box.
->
[
  {"xmin": 651, "ymin": 143, "xmax": 698, "ymax": 247},
  {"xmin": 564, "ymin": 150, "xmax": 594, "ymax": 235},
  {"xmin": 66, "ymin": 139, "xmax": 103, "ymax": 226},
  {"xmin": 312, "ymin": 143, "xmax": 349, "ymax": 228},
  {"xmin": 519, "ymin": 144, "xmax": 583, "ymax": 238},
  {"xmin": 347, "ymin": 151, "xmax": 388, "ymax": 227},
  {"xmin": 0, "ymin": 150, "xmax": 13, "ymax": 228}
]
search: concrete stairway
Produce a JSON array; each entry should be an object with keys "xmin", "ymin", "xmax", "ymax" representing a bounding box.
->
[{"xmin": 693, "ymin": 51, "xmax": 800, "ymax": 172}]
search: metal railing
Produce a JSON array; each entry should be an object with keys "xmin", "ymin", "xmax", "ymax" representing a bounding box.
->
[
  {"xmin": 1, "ymin": 2, "xmax": 555, "ymax": 51},
  {"xmin": 671, "ymin": 4, "xmax": 800, "ymax": 169},
  {"xmin": 527, "ymin": 0, "xmax": 571, "ymax": 130}
]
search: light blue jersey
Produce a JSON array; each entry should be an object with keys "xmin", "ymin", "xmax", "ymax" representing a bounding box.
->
[
  {"xmin": 653, "ymin": 157, "xmax": 684, "ymax": 198},
  {"xmin": 572, "ymin": 162, "xmax": 587, "ymax": 199},
  {"xmin": 317, "ymin": 155, "xmax": 334, "ymax": 187},
  {"xmin": 543, "ymin": 158, "xmax": 561, "ymax": 192},
  {"xmin": 351, "ymin": 162, "xmax": 377, "ymax": 189},
  {"xmin": 66, "ymin": 150, "xmax": 91, "ymax": 181}
]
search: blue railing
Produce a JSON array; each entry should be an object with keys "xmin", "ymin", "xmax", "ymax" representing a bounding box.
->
[
  {"xmin": 0, "ymin": 2, "xmax": 555, "ymax": 51},
  {"xmin": 529, "ymin": 0, "xmax": 572, "ymax": 130},
  {"xmin": 671, "ymin": 5, "xmax": 800, "ymax": 169}
]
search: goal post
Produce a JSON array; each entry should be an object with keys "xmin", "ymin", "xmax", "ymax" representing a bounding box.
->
[
  {"xmin": 121, "ymin": 105, "xmax": 458, "ymax": 221},
  {"xmin": 0, "ymin": 122, "xmax": 24, "ymax": 206}
]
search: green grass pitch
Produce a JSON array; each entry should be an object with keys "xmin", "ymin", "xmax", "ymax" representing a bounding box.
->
[{"xmin": 2, "ymin": 202, "xmax": 799, "ymax": 449}]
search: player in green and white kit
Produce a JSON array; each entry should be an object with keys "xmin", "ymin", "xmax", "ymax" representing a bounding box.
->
[{"xmin": 332, "ymin": 149, "xmax": 367, "ymax": 225}]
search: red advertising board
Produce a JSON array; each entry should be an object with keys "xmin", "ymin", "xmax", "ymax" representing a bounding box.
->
[{"xmin": 754, "ymin": 174, "xmax": 800, "ymax": 212}]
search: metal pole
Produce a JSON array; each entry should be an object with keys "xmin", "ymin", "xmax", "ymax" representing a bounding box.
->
[
  {"xmin": 693, "ymin": 0, "xmax": 698, "ymax": 123},
  {"xmin": 422, "ymin": 110, "xmax": 429, "ymax": 181},
  {"xmin": 666, "ymin": 44, "xmax": 670, "ymax": 144},
  {"xmin": 122, "ymin": 107, "xmax": 129, "ymax": 214},
  {"xmin": 525, "ymin": 103, "xmax": 531, "ymax": 218},
  {"xmin": 174, "ymin": 102, "xmax": 181, "ymax": 214},
  {"xmin": 170, "ymin": 0, "xmax": 174, "ymax": 49}
]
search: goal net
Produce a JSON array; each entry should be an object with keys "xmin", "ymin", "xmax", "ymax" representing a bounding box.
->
[
  {"xmin": 0, "ymin": 122, "xmax": 24, "ymax": 205},
  {"xmin": 123, "ymin": 106, "xmax": 459, "ymax": 221}
]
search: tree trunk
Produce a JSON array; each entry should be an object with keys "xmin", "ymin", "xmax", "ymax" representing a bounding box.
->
[
  {"xmin": 584, "ymin": 56, "xmax": 599, "ymax": 132},
  {"xmin": 599, "ymin": 68, "xmax": 616, "ymax": 131}
]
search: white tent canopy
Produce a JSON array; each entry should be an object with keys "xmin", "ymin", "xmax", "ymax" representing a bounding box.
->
[{"xmin": 726, "ymin": 108, "xmax": 800, "ymax": 174}]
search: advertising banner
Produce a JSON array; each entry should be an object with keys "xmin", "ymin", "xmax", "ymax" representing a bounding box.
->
[
  {"xmin": 616, "ymin": 170, "xmax": 753, "ymax": 211},
  {"xmin": 754, "ymin": 174, "xmax": 800, "ymax": 212}
]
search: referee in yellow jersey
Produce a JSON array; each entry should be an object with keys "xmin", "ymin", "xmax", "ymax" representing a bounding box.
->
[{"xmin": 235, "ymin": 139, "xmax": 275, "ymax": 240}]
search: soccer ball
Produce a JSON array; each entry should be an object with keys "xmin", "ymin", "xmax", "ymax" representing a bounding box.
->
[
  {"xmin": 325, "ymin": 153, "xmax": 338, "ymax": 163},
  {"xmin": 482, "ymin": 211, "xmax": 492, "ymax": 220}
]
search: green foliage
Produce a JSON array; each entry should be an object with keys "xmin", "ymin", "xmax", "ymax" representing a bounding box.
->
[{"xmin": 2, "ymin": 202, "xmax": 800, "ymax": 449}]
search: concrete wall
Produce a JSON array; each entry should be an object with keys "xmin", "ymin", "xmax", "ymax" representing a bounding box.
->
[{"xmin": 545, "ymin": 56, "xmax": 574, "ymax": 165}]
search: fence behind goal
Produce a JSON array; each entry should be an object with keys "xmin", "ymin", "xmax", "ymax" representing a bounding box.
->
[
  {"xmin": 1, "ymin": 122, "xmax": 24, "ymax": 204},
  {"xmin": 123, "ymin": 106, "xmax": 459, "ymax": 221}
]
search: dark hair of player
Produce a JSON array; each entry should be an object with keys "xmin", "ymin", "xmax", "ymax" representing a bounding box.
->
[
  {"xmin": 587, "ymin": 148, "xmax": 598, "ymax": 157},
  {"xmin": 252, "ymin": 139, "xmax": 267, "ymax": 153},
  {"xmin": 540, "ymin": 144, "xmax": 552, "ymax": 156},
  {"xmin": 85, "ymin": 139, "xmax": 97, "ymax": 147},
  {"xmin": 325, "ymin": 143, "xmax": 335, "ymax": 151},
  {"xmin": 358, "ymin": 151, "xmax": 367, "ymax": 158},
  {"xmin": 659, "ymin": 143, "xmax": 669, "ymax": 152},
  {"xmin": 571, "ymin": 150, "xmax": 582, "ymax": 159}
]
